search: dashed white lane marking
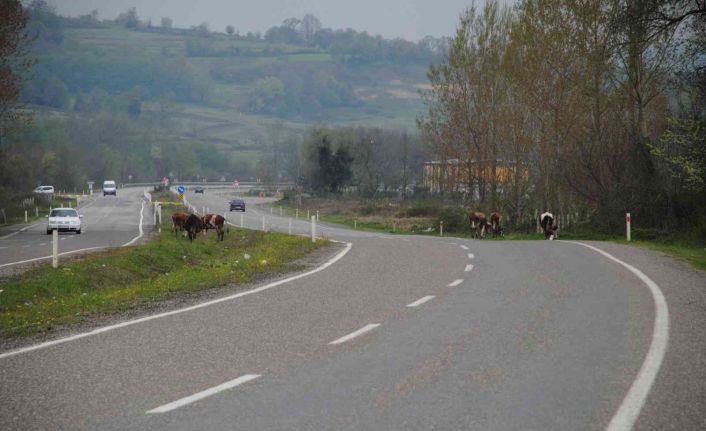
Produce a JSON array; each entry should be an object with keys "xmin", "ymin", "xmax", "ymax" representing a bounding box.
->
[
  {"xmin": 562, "ymin": 241, "xmax": 669, "ymax": 431},
  {"xmin": 407, "ymin": 295, "xmax": 435, "ymax": 307},
  {"xmin": 146, "ymin": 374, "xmax": 261, "ymax": 414},
  {"xmin": 329, "ymin": 324, "xmax": 380, "ymax": 345},
  {"xmin": 0, "ymin": 242, "xmax": 353, "ymax": 359},
  {"xmin": 460, "ymin": 245, "xmax": 469, "ymax": 250},
  {"xmin": 467, "ymin": 253, "xmax": 475, "ymax": 259},
  {"xmin": 22, "ymin": 245, "xmax": 30, "ymax": 248},
  {"xmin": 39, "ymin": 243, "xmax": 47, "ymax": 246},
  {"xmin": 448, "ymin": 279, "xmax": 464, "ymax": 287},
  {"xmin": 465, "ymin": 264, "xmax": 474, "ymax": 272}
]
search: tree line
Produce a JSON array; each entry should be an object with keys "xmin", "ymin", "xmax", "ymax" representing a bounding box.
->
[{"xmin": 416, "ymin": 0, "xmax": 706, "ymax": 236}]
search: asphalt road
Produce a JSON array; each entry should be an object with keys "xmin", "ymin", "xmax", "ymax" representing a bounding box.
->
[
  {"xmin": 0, "ymin": 188, "xmax": 704, "ymax": 430},
  {"xmin": 0, "ymin": 188, "xmax": 149, "ymax": 270}
]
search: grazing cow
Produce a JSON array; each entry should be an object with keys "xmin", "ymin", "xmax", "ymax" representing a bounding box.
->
[
  {"xmin": 490, "ymin": 212, "xmax": 504, "ymax": 237},
  {"xmin": 171, "ymin": 212, "xmax": 189, "ymax": 236},
  {"xmin": 540, "ymin": 211, "xmax": 558, "ymax": 240},
  {"xmin": 468, "ymin": 211, "xmax": 488, "ymax": 239},
  {"xmin": 183, "ymin": 213, "xmax": 205, "ymax": 242},
  {"xmin": 201, "ymin": 213, "xmax": 216, "ymax": 235},
  {"xmin": 212, "ymin": 215, "xmax": 226, "ymax": 241}
]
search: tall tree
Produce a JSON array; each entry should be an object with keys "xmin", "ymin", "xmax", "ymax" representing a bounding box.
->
[{"xmin": 0, "ymin": 0, "xmax": 34, "ymax": 128}]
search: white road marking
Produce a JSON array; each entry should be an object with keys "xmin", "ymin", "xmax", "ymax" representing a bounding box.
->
[
  {"xmin": 0, "ymin": 246, "xmax": 108, "ymax": 269},
  {"xmin": 448, "ymin": 279, "xmax": 464, "ymax": 287},
  {"xmin": 22, "ymin": 245, "xmax": 31, "ymax": 248},
  {"xmin": 39, "ymin": 243, "xmax": 47, "ymax": 246},
  {"xmin": 122, "ymin": 199, "xmax": 145, "ymax": 246},
  {"xmin": 460, "ymin": 245, "xmax": 469, "ymax": 250},
  {"xmin": 467, "ymin": 253, "xmax": 475, "ymax": 259},
  {"xmin": 329, "ymin": 323, "xmax": 380, "ymax": 345},
  {"xmin": 0, "ymin": 242, "xmax": 353, "ymax": 359},
  {"xmin": 146, "ymin": 374, "xmax": 260, "ymax": 414},
  {"xmin": 407, "ymin": 295, "xmax": 435, "ymax": 307},
  {"xmin": 562, "ymin": 241, "xmax": 669, "ymax": 431},
  {"xmin": 465, "ymin": 264, "xmax": 474, "ymax": 272}
]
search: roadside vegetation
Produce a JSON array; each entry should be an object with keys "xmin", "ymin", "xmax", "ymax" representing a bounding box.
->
[{"xmin": 0, "ymin": 206, "xmax": 327, "ymax": 339}]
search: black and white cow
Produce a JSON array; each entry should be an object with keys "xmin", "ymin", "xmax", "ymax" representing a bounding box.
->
[{"xmin": 540, "ymin": 211, "xmax": 558, "ymax": 240}]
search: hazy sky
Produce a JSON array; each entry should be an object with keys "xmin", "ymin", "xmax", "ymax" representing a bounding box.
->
[{"xmin": 51, "ymin": 0, "xmax": 486, "ymax": 41}]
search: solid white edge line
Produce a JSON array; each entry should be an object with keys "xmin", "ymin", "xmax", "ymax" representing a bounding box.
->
[
  {"xmin": 122, "ymin": 199, "xmax": 146, "ymax": 247},
  {"xmin": 407, "ymin": 295, "xmax": 435, "ymax": 307},
  {"xmin": 146, "ymin": 374, "xmax": 260, "ymax": 414},
  {"xmin": 464, "ymin": 264, "xmax": 474, "ymax": 272},
  {"xmin": 460, "ymin": 245, "xmax": 469, "ymax": 250},
  {"xmin": 0, "ymin": 246, "xmax": 108, "ymax": 269},
  {"xmin": 448, "ymin": 279, "xmax": 464, "ymax": 287},
  {"xmin": 329, "ymin": 323, "xmax": 380, "ymax": 345},
  {"xmin": 562, "ymin": 241, "xmax": 669, "ymax": 431},
  {"xmin": 0, "ymin": 242, "xmax": 352, "ymax": 360}
]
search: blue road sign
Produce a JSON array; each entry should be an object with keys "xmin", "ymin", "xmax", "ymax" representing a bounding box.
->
[{"xmin": 177, "ymin": 185, "xmax": 185, "ymax": 193}]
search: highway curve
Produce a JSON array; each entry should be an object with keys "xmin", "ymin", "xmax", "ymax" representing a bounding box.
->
[{"xmin": 0, "ymin": 188, "xmax": 704, "ymax": 430}]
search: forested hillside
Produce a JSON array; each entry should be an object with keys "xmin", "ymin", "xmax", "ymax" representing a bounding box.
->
[{"xmin": 1, "ymin": 2, "xmax": 441, "ymax": 199}]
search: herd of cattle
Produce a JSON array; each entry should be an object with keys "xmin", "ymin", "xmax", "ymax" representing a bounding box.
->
[
  {"xmin": 170, "ymin": 208, "xmax": 560, "ymax": 242},
  {"xmin": 468, "ymin": 210, "xmax": 559, "ymax": 240},
  {"xmin": 171, "ymin": 212, "xmax": 226, "ymax": 241}
]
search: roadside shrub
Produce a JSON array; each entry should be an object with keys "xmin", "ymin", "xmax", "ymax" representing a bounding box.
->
[
  {"xmin": 405, "ymin": 201, "xmax": 438, "ymax": 217},
  {"xmin": 437, "ymin": 206, "xmax": 469, "ymax": 233}
]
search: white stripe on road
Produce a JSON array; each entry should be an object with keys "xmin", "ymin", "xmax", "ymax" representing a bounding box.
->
[
  {"xmin": 407, "ymin": 295, "xmax": 435, "ymax": 308},
  {"xmin": 0, "ymin": 246, "xmax": 108, "ymax": 269},
  {"xmin": 460, "ymin": 245, "xmax": 469, "ymax": 250},
  {"xmin": 467, "ymin": 253, "xmax": 475, "ymax": 259},
  {"xmin": 329, "ymin": 323, "xmax": 380, "ymax": 345},
  {"xmin": 562, "ymin": 241, "xmax": 669, "ymax": 431},
  {"xmin": 448, "ymin": 279, "xmax": 464, "ymax": 287},
  {"xmin": 0, "ymin": 242, "xmax": 353, "ymax": 359},
  {"xmin": 122, "ymin": 199, "xmax": 145, "ymax": 247},
  {"xmin": 146, "ymin": 374, "xmax": 260, "ymax": 414},
  {"xmin": 465, "ymin": 264, "xmax": 474, "ymax": 272}
]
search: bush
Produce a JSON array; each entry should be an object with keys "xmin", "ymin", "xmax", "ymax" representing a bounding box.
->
[{"xmin": 437, "ymin": 206, "xmax": 469, "ymax": 233}]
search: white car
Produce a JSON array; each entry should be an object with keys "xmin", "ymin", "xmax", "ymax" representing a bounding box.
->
[
  {"xmin": 103, "ymin": 180, "xmax": 117, "ymax": 196},
  {"xmin": 34, "ymin": 185, "xmax": 55, "ymax": 194},
  {"xmin": 46, "ymin": 208, "xmax": 83, "ymax": 235}
]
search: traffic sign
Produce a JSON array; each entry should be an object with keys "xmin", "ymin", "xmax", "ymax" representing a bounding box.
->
[
  {"xmin": 177, "ymin": 185, "xmax": 185, "ymax": 193},
  {"xmin": 178, "ymin": 193, "xmax": 184, "ymax": 201}
]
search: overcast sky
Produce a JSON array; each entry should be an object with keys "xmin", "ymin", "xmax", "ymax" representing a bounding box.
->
[{"xmin": 51, "ymin": 0, "xmax": 488, "ymax": 41}]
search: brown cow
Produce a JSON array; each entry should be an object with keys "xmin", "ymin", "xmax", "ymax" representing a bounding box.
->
[
  {"xmin": 490, "ymin": 212, "xmax": 504, "ymax": 237},
  {"xmin": 212, "ymin": 214, "xmax": 226, "ymax": 241},
  {"xmin": 171, "ymin": 212, "xmax": 189, "ymax": 236},
  {"xmin": 468, "ymin": 211, "xmax": 488, "ymax": 239},
  {"xmin": 201, "ymin": 213, "xmax": 216, "ymax": 235}
]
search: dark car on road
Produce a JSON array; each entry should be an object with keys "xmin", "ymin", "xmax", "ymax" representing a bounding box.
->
[
  {"xmin": 230, "ymin": 199, "xmax": 245, "ymax": 212},
  {"xmin": 194, "ymin": 186, "xmax": 205, "ymax": 194}
]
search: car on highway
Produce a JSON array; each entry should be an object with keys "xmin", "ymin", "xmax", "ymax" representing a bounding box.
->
[
  {"xmin": 103, "ymin": 180, "xmax": 117, "ymax": 196},
  {"xmin": 46, "ymin": 208, "xmax": 83, "ymax": 234},
  {"xmin": 229, "ymin": 199, "xmax": 246, "ymax": 212},
  {"xmin": 194, "ymin": 186, "xmax": 205, "ymax": 194},
  {"xmin": 33, "ymin": 185, "xmax": 55, "ymax": 194}
]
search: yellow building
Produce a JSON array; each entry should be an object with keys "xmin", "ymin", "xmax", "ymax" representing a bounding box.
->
[{"xmin": 423, "ymin": 159, "xmax": 525, "ymax": 194}]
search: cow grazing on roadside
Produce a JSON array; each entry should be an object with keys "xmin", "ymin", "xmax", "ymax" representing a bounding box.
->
[
  {"xmin": 212, "ymin": 215, "xmax": 226, "ymax": 241},
  {"xmin": 468, "ymin": 211, "xmax": 488, "ymax": 239},
  {"xmin": 540, "ymin": 211, "xmax": 558, "ymax": 240},
  {"xmin": 201, "ymin": 213, "xmax": 216, "ymax": 235},
  {"xmin": 490, "ymin": 212, "xmax": 504, "ymax": 237},
  {"xmin": 184, "ymin": 213, "xmax": 205, "ymax": 242},
  {"xmin": 171, "ymin": 212, "xmax": 189, "ymax": 236}
]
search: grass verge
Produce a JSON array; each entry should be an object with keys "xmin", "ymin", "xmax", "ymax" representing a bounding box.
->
[{"xmin": 0, "ymin": 208, "xmax": 327, "ymax": 339}]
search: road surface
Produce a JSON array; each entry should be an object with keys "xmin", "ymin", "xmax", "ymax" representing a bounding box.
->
[
  {"xmin": 0, "ymin": 187, "xmax": 704, "ymax": 430},
  {"xmin": 0, "ymin": 188, "xmax": 149, "ymax": 270}
]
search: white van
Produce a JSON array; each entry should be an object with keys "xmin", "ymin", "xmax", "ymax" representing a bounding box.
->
[{"xmin": 103, "ymin": 180, "xmax": 117, "ymax": 196}]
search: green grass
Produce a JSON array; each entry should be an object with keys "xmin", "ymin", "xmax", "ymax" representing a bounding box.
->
[{"xmin": 0, "ymin": 208, "xmax": 327, "ymax": 339}]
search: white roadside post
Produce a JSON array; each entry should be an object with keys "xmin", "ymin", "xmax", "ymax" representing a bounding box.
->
[
  {"xmin": 296, "ymin": 208, "xmax": 299, "ymax": 219},
  {"xmin": 35, "ymin": 207, "xmax": 38, "ymax": 217},
  {"xmin": 311, "ymin": 215, "xmax": 316, "ymax": 242},
  {"xmin": 307, "ymin": 209, "xmax": 310, "ymax": 219},
  {"xmin": 626, "ymin": 212, "xmax": 631, "ymax": 242},
  {"xmin": 316, "ymin": 210, "xmax": 319, "ymax": 222},
  {"xmin": 261, "ymin": 216, "xmax": 266, "ymax": 231},
  {"xmin": 240, "ymin": 213, "xmax": 244, "ymax": 228},
  {"xmin": 52, "ymin": 229, "xmax": 58, "ymax": 268},
  {"xmin": 354, "ymin": 219, "xmax": 357, "ymax": 229},
  {"xmin": 24, "ymin": 210, "xmax": 27, "ymax": 223},
  {"xmin": 288, "ymin": 218, "xmax": 292, "ymax": 235},
  {"xmin": 440, "ymin": 221, "xmax": 444, "ymax": 237},
  {"xmin": 158, "ymin": 204, "xmax": 162, "ymax": 233}
]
